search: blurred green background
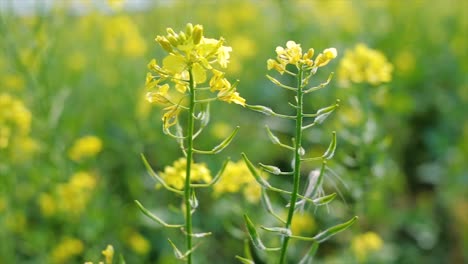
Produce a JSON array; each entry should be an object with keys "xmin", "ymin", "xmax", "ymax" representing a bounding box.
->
[{"xmin": 1, "ymin": 0, "xmax": 467, "ymax": 263}]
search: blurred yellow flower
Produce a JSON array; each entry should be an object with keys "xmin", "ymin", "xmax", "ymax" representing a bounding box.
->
[
  {"xmin": 0, "ymin": 93, "xmax": 32, "ymax": 150},
  {"xmin": 291, "ymin": 213, "xmax": 316, "ymax": 236},
  {"xmin": 2, "ymin": 74, "xmax": 25, "ymax": 90},
  {"xmin": 214, "ymin": 160, "xmax": 263, "ymax": 203},
  {"xmin": 337, "ymin": 43, "xmax": 393, "ymax": 87},
  {"xmin": 103, "ymin": 15, "xmax": 147, "ymax": 57},
  {"xmin": 351, "ymin": 231, "xmax": 384, "ymax": 262},
  {"xmin": 159, "ymin": 158, "xmax": 212, "ymax": 190},
  {"xmin": 107, "ymin": 0, "xmax": 125, "ymax": 11},
  {"xmin": 66, "ymin": 51, "xmax": 88, "ymax": 72},
  {"xmin": 51, "ymin": 237, "xmax": 84, "ymax": 264},
  {"xmin": 102, "ymin": 245, "xmax": 114, "ymax": 263},
  {"xmin": 39, "ymin": 193, "xmax": 57, "ymax": 217},
  {"xmin": 394, "ymin": 50, "xmax": 416, "ymax": 75},
  {"xmin": 6, "ymin": 211, "xmax": 26, "ymax": 234},
  {"xmin": 68, "ymin": 135, "xmax": 103, "ymax": 162},
  {"xmin": 127, "ymin": 231, "xmax": 150, "ymax": 255},
  {"xmin": 56, "ymin": 171, "xmax": 97, "ymax": 216}
]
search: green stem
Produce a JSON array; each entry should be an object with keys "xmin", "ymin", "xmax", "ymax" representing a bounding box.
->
[
  {"xmin": 279, "ymin": 68, "xmax": 304, "ymax": 264},
  {"xmin": 185, "ymin": 67, "xmax": 196, "ymax": 264}
]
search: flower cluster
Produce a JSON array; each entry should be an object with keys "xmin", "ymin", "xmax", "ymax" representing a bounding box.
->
[
  {"xmin": 267, "ymin": 40, "xmax": 337, "ymax": 74},
  {"xmin": 351, "ymin": 231, "xmax": 384, "ymax": 262},
  {"xmin": 337, "ymin": 43, "xmax": 393, "ymax": 87},
  {"xmin": 0, "ymin": 93, "xmax": 32, "ymax": 149},
  {"xmin": 158, "ymin": 157, "xmax": 212, "ymax": 190},
  {"xmin": 145, "ymin": 23, "xmax": 245, "ymax": 129},
  {"xmin": 38, "ymin": 171, "xmax": 97, "ymax": 217},
  {"xmin": 214, "ymin": 160, "xmax": 264, "ymax": 203},
  {"xmin": 50, "ymin": 237, "xmax": 84, "ymax": 263},
  {"xmin": 68, "ymin": 135, "xmax": 103, "ymax": 162}
]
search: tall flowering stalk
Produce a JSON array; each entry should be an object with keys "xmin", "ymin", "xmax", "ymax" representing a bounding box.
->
[
  {"xmin": 238, "ymin": 41, "xmax": 357, "ymax": 264},
  {"xmin": 137, "ymin": 23, "xmax": 245, "ymax": 263}
]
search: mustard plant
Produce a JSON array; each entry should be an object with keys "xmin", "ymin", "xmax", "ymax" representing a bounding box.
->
[
  {"xmin": 137, "ymin": 23, "xmax": 245, "ymax": 263},
  {"xmin": 238, "ymin": 41, "xmax": 357, "ymax": 263}
]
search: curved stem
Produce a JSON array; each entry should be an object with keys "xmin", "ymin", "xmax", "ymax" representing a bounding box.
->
[
  {"xmin": 279, "ymin": 67, "xmax": 304, "ymax": 264},
  {"xmin": 184, "ymin": 67, "xmax": 196, "ymax": 264}
]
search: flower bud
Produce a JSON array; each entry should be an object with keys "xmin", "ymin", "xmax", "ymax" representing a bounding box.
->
[
  {"xmin": 192, "ymin": 24, "xmax": 203, "ymax": 45},
  {"xmin": 167, "ymin": 35, "xmax": 179, "ymax": 47},
  {"xmin": 166, "ymin": 27, "xmax": 176, "ymax": 36},
  {"xmin": 155, "ymin": 36, "xmax": 173, "ymax": 52},
  {"xmin": 185, "ymin": 23, "xmax": 193, "ymax": 36}
]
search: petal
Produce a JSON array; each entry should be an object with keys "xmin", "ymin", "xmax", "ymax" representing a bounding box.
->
[{"xmin": 163, "ymin": 54, "xmax": 186, "ymax": 73}]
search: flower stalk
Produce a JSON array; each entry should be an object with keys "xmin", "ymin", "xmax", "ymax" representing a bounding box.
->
[
  {"xmin": 140, "ymin": 23, "xmax": 245, "ymax": 263},
  {"xmin": 241, "ymin": 41, "xmax": 357, "ymax": 263},
  {"xmin": 184, "ymin": 67, "xmax": 196, "ymax": 264},
  {"xmin": 279, "ymin": 67, "xmax": 304, "ymax": 263}
]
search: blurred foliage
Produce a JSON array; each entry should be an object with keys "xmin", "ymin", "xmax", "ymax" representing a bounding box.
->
[{"xmin": 0, "ymin": 0, "xmax": 466, "ymax": 263}]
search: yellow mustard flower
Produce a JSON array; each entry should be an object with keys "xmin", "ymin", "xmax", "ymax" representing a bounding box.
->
[
  {"xmin": 214, "ymin": 160, "xmax": 263, "ymax": 203},
  {"xmin": 0, "ymin": 93, "xmax": 34, "ymax": 153},
  {"xmin": 103, "ymin": 15, "xmax": 147, "ymax": 57},
  {"xmin": 290, "ymin": 213, "xmax": 316, "ymax": 236},
  {"xmin": 127, "ymin": 231, "xmax": 150, "ymax": 255},
  {"xmin": 351, "ymin": 231, "xmax": 384, "ymax": 262},
  {"xmin": 38, "ymin": 193, "xmax": 56, "ymax": 217},
  {"xmin": 268, "ymin": 41, "xmax": 337, "ymax": 74},
  {"xmin": 159, "ymin": 158, "xmax": 212, "ymax": 190},
  {"xmin": 337, "ymin": 43, "xmax": 393, "ymax": 87},
  {"xmin": 145, "ymin": 23, "xmax": 245, "ymax": 129},
  {"xmin": 56, "ymin": 171, "xmax": 97, "ymax": 216},
  {"xmin": 51, "ymin": 237, "xmax": 84, "ymax": 264},
  {"xmin": 68, "ymin": 135, "xmax": 103, "ymax": 162},
  {"xmin": 102, "ymin": 245, "xmax": 114, "ymax": 264}
]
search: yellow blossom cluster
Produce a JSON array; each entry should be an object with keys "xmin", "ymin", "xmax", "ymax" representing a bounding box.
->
[
  {"xmin": 351, "ymin": 231, "xmax": 384, "ymax": 262},
  {"xmin": 0, "ymin": 93, "xmax": 32, "ymax": 149},
  {"xmin": 103, "ymin": 15, "xmax": 147, "ymax": 58},
  {"xmin": 68, "ymin": 135, "xmax": 103, "ymax": 162},
  {"xmin": 214, "ymin": 160, "xmax": 264, "ymax": 203},
  {"xmin": 126, "ymin": 230, "xmax": 151, "ymax": 255},
  {"xmin": 145, "ymin": 23, "xmax": 245, "ymax": 129},
  {"xmin": 50, "ymin": 237, "xmax": 84, "ymax": 264},
  {"xmin": 38, "ymin": 171, "xmax": 97, "ymax": 217},
  {"xmin": 158, "ymin": 158, "xmax": 212, "ymax": 190},
  {"xmin": 337, "ymin": 43, "xmax": 393, "ymax": 87},
  {"xmin": 267, "ymin": 40, "xmax": 337, "ymax": 74}
]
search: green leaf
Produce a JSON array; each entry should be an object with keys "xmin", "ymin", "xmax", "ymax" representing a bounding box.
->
[
  {"xmin": 134, "ymin": 200, "xmax": 184, "ymax": 228},
  {"xmin": 298, "ymin": 242, "xmax": 319, "ymax": 264},
  {"xmin": 167, "ymin": 239, "xmax": 184, "ymax": 259},
  {"xmin": 322, "ymin": 131, "xmax": 337, "ymax": 160},
  {"xmin": 191, "ymin": 157, "xmax": 230, "ymax": 188},
  {"xmin": 140, "ymin": 154, "xmax": 184, "ymax": 195},
  {"xmin": 118, "ymin": 254, "xmax": 127, "ymax": 264},
  {"xmin": 246, "ymin": 104, "xmax": 275, "ymax": 116},
  {"xmin": 181, "ymin": 228, "xmax": 212, "ymax": 238},
  {"xmin": 312, "ymin": 193, "xmax": 337, "ymax": 206},
  {"xmin": 313, "ymin": 216, "xmax": 358, "ymax": 243},
  {"xmin": 236, "ymin": 256, "xmax": 255, "ymax": 264},
  {"xmin": 260, "ymin": 190, "xmax": 286, "ymax": 224},
  {"xmin": 241, "ymin": 153, "xmax": 272, "ymax": 189},
  {"xmin": 260, "ymin": 226, "xmax": 292, "ymax": 237},
  {"xmin": 265, "ymin": 125, "xmax": 280, "ymax": 144},
  {"xmin": 243, "ymin": 214, "xmax": 281, "ymax": 251},
  {"xmin": 258, "ymin": 163, "xmax": 281, "ymax": 175},
  {"xmin": 314, "ymin": 100, "xmax": 339, "ymax": 124},
  {"xmin": 212, "ymin": 126, "xmax": 239, "ymax": 153}
]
